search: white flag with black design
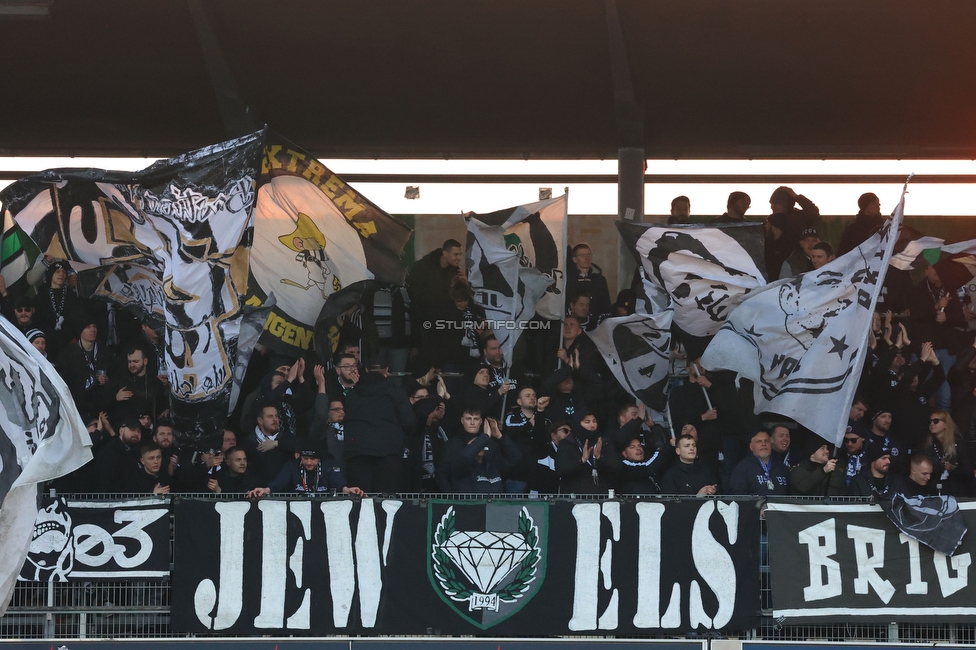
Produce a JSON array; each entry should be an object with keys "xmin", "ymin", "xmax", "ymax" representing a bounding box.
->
[
  {"xmin": 466, "ymin": 215, "xmax": 553, "ymax": 364},
  {"xmin": 701, "ymin": 191, "xmax": 906, "ymax": 446},
  {"xmin": 464, "ymin": 195, "xmax": 567, "ymax": 320},
  {"xmin": 0, "ymin": 317, "xmax": 91, "ymax": 614},
  {"xmin": 589, "ymin": 310, "xmax": 673, "ymax": 411},
  {"xmin": 617, "ymin": 221, "xmax": 767, "ymax": 357}
]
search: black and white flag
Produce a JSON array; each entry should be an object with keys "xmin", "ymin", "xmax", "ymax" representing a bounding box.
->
[
  {"xmin": 617, "ymin": 221, "xmax": 767, "ymax": 357},
  {"xmin": 589, "ymin": 311, "xmax": 673, "ymax": 411},
  {"xmin": 466, "ymin": 215, "xmax": 553, "ymax": 364},
  {"xmin": 0, "ymin": 318, "xmax": 91, "ymax": 613},
  {"xmin": 702, "ymin": 191, "xmax": 905, "ymax": 446},
  {"xmin": 464, "ymin": 196, "xmax": 567, "ymax": 320},
  {"xmin": 0, "ymin": 132, "xmax": 264, "ymax": 436}
]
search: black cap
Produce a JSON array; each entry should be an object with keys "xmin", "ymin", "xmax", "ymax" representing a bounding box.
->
[
  {"xmin": 864, "ymin": 441, "xmax": 891, "ymax": 464},
  {"xmin": 117, "ymin": 415, "xmax": 143, "ymax": 431}
]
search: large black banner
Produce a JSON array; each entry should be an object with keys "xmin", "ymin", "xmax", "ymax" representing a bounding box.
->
[
  {"xmin": 19, "ymin": 497, "xmax": 170, "ymax": 582},
  {"xmin": 767, "ymin": 501, "xmax": 976, "ymax": 621},
  {"xmin": 171, "ymin": 498, "xmax": 760, "ymax": 635}
]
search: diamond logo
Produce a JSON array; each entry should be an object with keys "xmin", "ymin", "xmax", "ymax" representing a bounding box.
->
[{"xmin": 428, "ymin": 501, "xmax": 548, "ymax": 629}]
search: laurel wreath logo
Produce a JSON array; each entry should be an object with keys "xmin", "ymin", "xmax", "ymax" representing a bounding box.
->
[{"xmin": 431, "ymin": 506, "xmax": 540, "ymax": 604}]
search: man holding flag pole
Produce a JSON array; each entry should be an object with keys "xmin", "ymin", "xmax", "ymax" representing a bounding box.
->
[{"xmin": 702, "ymin": 180, "xmax": 910, "ymax": 449}]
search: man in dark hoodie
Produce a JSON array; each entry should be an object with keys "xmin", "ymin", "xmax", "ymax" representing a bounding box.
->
[
  {"xmin": 342, "ymin": 360, "xmax": 415, "ymax": 492},
  {"xmin": 555, "ymin": 409, "xmax": 615, "ymax": 495}
]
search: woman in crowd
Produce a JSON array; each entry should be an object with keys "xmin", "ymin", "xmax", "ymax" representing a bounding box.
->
[{"xmin": 923, "ymin": 409, "xmax": 974, "ymax": 496}]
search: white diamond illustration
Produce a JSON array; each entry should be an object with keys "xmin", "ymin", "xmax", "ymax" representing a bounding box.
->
[{"xmin": 440, "ymin": 530, "xmax": 531, "ymax": 593}]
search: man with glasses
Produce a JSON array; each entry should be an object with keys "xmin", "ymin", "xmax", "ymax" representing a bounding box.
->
[
  {"xmin": 837, "ymin": 426, "xmax": 868, "ymax": 492},
  {"xmin": 311, "ymin": 363, "xmax": 347, "ymax": 471},
  {"xmin": 6, "ymin": 296, "xmax": 38, "ymax": 334},
  {"xmin": 327, "ymin": 353, "xmax": 360, "ymax": 397}
]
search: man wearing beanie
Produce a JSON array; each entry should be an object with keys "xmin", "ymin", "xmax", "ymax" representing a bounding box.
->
[
  {"xmin": 247, "ymin": 444, "xmax": 363, "ymax": 497},
  {"xmin": 93, "ymin": 414, "xmax": 143, "ymax": 492},
  {"xmin": 849, "ymin": 443, "xmax": 896, "ymax": 498},
  {"xmin": 57, "ymin": 313, "xmax": 115, "ymax": 418},
  {"xmin": 866, "ymin": 405, "xmax": 906, "ymax": 474},
  {"xmin": 837, "ymin": 425, "xmax": 868, "ymax": 490},
  {"xmin": 839, "ymin": 193, "xmax": 884, "ymax": 256},
  {"xmin": 25, "ymin": 328, "xmax": 47, "ymax": 357},
  {"xmin": 790, "ymin": 439, "xmax": 847, "ymax": 496}
]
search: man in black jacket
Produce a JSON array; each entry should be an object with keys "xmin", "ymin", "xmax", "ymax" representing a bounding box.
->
[
  {"xmin": 110, "ymin": 345, "xmax": 168, "ymax": 421},
  {"xmin": 838, "ymin": 193, "xmax": 884, "ymax": 256},
  {"xmin": 441, "ymin": 408, "xmax": 520, "ymax": 493},
  {"xmin": 123, "ymin": 443, "xmax": 170, "ymax": 494},
  {"xmin": 342, "ymin": 361, "xmax": 415, "ymax": 492},
  {"xmin": 565, "ymin": 243, "xmax": 612, "ymax": 321},
  {"xmin": 209, "ymin": 447, "xmax": 259, "ymax": 494},
  {"xmin": 660, "ymin": 434, "xmax": 718, "ymax": 495},
  {"xmin": 789, "ymin": 440, "xmax": 846, "ymax": 496},
  {"xmin": 849, "ymin": 443, "xmax": 896, "ymax": 498},
  {"xmin": 406, "ymin": 239, "xmax": 463, "ymax": 351},
  {"xmin": 241, "ymin": 401, "xmax": 296, "ymax": 486},
  {"xmin": 92, "ymin": 415, "xmax": 143, "ymax": 492}
]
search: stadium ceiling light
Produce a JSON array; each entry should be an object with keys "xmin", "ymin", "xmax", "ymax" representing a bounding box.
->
[{"xmin": 0, "ymin": 0, "xmax": 52, "ymax": 18}]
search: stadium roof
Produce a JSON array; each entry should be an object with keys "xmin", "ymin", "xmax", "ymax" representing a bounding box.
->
[{"xmin": 2, "ymin": 0, "xmax": 975, "ymax": 160}]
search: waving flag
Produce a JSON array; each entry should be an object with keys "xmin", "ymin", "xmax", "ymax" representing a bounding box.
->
[
  {"xmin": 0, "ymin": 132, "xmax": 263, "ymax": 437},
  {"xmin": 0, "ymin": 210, "xmax": 40, "ymax": 297},
  {"xmin": 617, "ymin": 221, "xmax": 767, "ymax": 358},
  {"xmin": 589, "ymin": 310, "xmax": 673, "ymax": 411},
  {"xmin": 246, "ymin": 139, "xmax": 413, "ymax": 358},
  {"xmin": 463, "ymin": 195, "xmax": 567, "ymax": 319},
  {"xmin": 466, "ymin": 215, "xmax": 553, "ymax": 364},
  {"xmin": 0, "ymin": 317, "xmax": 91, "ymax": 615},
  {"xmin": 701, "ymin": 190, "xmax": 905, "ymax": 446}
]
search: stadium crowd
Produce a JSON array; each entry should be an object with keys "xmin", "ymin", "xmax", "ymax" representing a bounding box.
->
[{"xmin": 1, "ymin": 186, "xmax": 974, "ymax": 499}]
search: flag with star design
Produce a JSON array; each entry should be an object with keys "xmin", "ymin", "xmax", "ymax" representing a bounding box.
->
[{"xmin": 701, "ymin": 189, "xmax": 906, "ymax": 447}]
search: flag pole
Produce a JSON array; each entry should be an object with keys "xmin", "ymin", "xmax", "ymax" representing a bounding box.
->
[
  {"xmin": 557, "ymin": 188, "xmax": 569, "ymax": 368},
  {"xmin": 499, "ymin": 277, "xmax": 520, "ymax": 421}
]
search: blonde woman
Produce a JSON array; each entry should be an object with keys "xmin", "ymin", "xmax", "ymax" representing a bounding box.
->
[{"xmin": 923, "ymin": 410, "xmax": 974, "ymax": 496}]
